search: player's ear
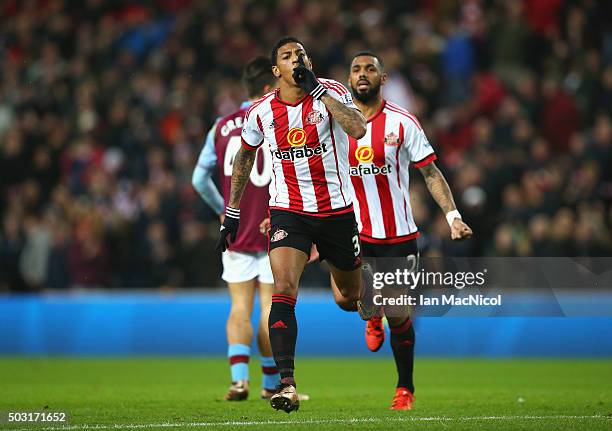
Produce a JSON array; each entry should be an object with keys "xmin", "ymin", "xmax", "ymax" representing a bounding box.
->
[
  {"xmin": 380, "ymin": 72, "xmax": 388, "ymax": 86},
  {"xmin": 272, "ymin": 65, "xmax": 281, "ymax": 78},
  {"xmin": 306, "ymin": 56, "xmax": 313, "ymax": 70}
]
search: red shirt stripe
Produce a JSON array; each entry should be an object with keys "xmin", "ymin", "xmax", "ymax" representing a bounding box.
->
[
  {"xmin": 396, "ymin": 122, "xmax": 409, "ymax": 223},
  {"xmin": 328, "ymin": 122, "xmax": 348, "ymax": 207},
  {"xmin": 270, "ymin": 98, "xmax": 303, "ymax": 211},
  {"xmin": 302, "ymin": 97, "xmax": 332, "ymax": 212},
  {"xmin": 349, "ymin": 136, "xmax": 372, "ymax": 234},
  {"xmin": 371, "ymin": 112, "xmax": 396, "ymax": 237}
]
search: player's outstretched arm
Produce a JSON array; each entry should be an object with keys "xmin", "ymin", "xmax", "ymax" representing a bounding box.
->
[
  {"xmin": 419, "ymin": 161, "xmax": 473, "ymax": 240},
  {"xmin": 320, "ymin": 94, "xmax": 367, "ymax": 139}
]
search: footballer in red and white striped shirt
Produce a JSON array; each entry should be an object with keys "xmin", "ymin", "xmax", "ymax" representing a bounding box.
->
[
  {"xmin": 217, "ymin": 37, "xmax": 369, "ymax": 413},
  {"xmin": 346, "ymin": 52, "xmax": 473, "ymax": 246},
  {"xmin": 241, "ymin": 68, "xmax": 356, "ymax": 216},
  {"xmin": 348, "ymin": 98, "xmax": 436, "ymax": 243},
  {"xmin": 335, "ymin": 51, "xmax": 473, "ymax": 411}
]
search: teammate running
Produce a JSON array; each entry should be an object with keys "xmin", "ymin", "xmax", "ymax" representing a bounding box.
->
[
  {"xmin": 333, "ymin": 52, "xmax": 472, "ymax": 410},
  {"xmin": 193, "ymin": 57, "xmax": 281, "ymax": 401},
  {"xmin": 216, "ymin": 37, "xmax": 367, "ymax": 413}
]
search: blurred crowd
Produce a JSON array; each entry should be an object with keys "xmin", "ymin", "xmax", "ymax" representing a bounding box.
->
[{"xmin": 1, "ymin": 0, "xmax": 611, "ymax": 290}]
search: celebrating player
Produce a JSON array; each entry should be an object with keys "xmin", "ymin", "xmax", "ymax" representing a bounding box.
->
[
  {"xmin": 192, "ymin": 57, "xmax": 281, "ymax": 401},
  {"xmin": 333, "ymin": 52, "xmax": 472, "ymax": 410},
  {"xmin": 216, "ymin": 37, "xmax": 367, "ymax": 413}
]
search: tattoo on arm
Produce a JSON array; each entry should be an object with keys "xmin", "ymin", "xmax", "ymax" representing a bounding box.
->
[
  {"xmin": 419, "ymin": 162, "xmax": 457, "ymax": 214},
  {"xmin": 320, "ymin": 94, "xmax": 366, "ymax": 139},
  {"xmin": 228, "ymin": 145, "xmax": 257, "ymax": 208}
]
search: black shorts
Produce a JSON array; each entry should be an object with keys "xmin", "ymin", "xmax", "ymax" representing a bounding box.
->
[
  {"xmin": 361, "ymin": 239, "xmax": 420, "ymax": 279},
  {"xmin": 269, "ymin": 209, "xmax": 361, "ymax": 271},
  {"xmin": 361, "ymin": 239, "xmax": 418, "ymax": 258}
]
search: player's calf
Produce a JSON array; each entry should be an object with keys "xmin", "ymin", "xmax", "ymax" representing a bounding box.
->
[
  {"xmin": 357, "ymin": 262, "xmax": 381, "ymax": 320},
  {"xmin": 268, "ymin": 294, "xmax": 298, "ymax": 387}
]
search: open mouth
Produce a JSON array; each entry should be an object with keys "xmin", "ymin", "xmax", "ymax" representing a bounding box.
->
[{"xmin": 357, "ymin": 81, "xmax": 370, "ymax": 91}]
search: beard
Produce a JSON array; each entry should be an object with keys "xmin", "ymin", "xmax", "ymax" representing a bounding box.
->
[{"xmin": 351, "ymin": 82, "xmax": 381, "ymax": 103}]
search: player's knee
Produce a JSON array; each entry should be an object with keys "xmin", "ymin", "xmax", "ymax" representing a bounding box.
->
[
  {"xmin": 386, "ymin": 315, "xmax": 406, "ymax": 328},
  {"xmin": 337, "ymin": 285, "xmax": 359, "ymax": 303},
  {"xmin": 335, "ymin": 296, "xmax": 357, "ymax": 311},
  {"xmin": 273, "ymin": 280, "xmax": 298, "ymax": 297}
]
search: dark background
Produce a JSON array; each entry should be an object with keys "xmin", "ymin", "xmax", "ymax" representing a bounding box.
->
[{"xmin": 1, "ymin": 0, "xmax": 611, "ymax": 290}]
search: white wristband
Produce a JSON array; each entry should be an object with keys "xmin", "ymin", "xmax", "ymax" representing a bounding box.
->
[
  {"xmin": 445, "ymin": 210, "xmax": 461, "ymax": 227},
  {"xmin": 225, "ymin": 206, "xmax": 240, "ymax": 219}
]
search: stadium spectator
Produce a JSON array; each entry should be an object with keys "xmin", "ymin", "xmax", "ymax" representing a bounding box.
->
[{"xmin": 0, "ymin": 0, "xmax": 610, "ymax": 289}]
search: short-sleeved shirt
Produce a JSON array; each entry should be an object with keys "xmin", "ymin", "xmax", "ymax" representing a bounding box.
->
[
  {"xmin": 348, "ymin": 100, "xmax": 436, "ymax": 243},
  {"xmin": 241, "ymin": 79, "xmax": 358, "ymax": 217}
]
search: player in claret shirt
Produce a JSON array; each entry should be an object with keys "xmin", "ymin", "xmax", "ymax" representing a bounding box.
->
[
  {"xmin": 333, "ymin": 52, "xmax": 472, "ymax": 410},
  {"xmin": 217, "ymin": 37, "xmax": 368, "ymax": 413},
  {"xmin": 193, "ymin": 57, "xmax": 283, "ymax": 402}
]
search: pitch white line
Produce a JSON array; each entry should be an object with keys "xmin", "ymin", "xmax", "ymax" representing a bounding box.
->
[{"xmin": 4, "ymin": 415, "xmax": 609, "ymax": 431}]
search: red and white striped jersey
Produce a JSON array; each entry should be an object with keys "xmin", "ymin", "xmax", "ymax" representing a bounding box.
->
[
  {"xmin": 348, "ymin": 100, "xmax": 437, "ymax": 243},
  {"xmin": 241, "ymin": 79, "xmax": 357, "ymax": 216}
]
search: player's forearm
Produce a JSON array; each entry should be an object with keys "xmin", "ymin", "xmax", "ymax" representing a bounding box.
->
[
  {"xmin": 228, "ymin": 146, "xmax": 257, "ymax": 209},
  {"xmin": 321, "ymin": 95, "xmax": 366, "ymax": 139},
  {"xmin": 419, "ymin": 162, "xmax": 457, "ymax": 214},
  {"xmin": 191, "ymin": 168, "xmax": 224, "ymax": 215}
]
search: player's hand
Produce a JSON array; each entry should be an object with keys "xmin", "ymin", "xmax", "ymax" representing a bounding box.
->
[
  {"xmin": 292, "ymin": 55, "xmax": 326, "ymax": 99},
  {"xmin": 450, "ymin": 219, "xmax": 473, "ymax": 240},
  {"xmin": 259, "ymin": 218, "xmax": 271, "ymax": 235},
  {"xmin": 216, "ymin": 206, "xmax": 240, "ymax": 252}
]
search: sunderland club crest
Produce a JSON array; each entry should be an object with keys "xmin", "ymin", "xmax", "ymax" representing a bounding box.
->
[
  {"xmin": 384, "ymin": 132, "xmax": 401, "ymax": 146},
  {"xmin": 305, "ymin": 110, "xmax": 324, "ymax": 125},
  {"xmin": 271, "ymin": 229, "xmax": 288, "ymax": 242}
]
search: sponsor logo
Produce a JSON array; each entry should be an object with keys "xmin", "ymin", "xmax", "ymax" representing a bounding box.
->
[
  {"xmin": 271, "ymin": 229, "xmax": 288, "ymax": 242},
  {"xmin": 355, "ymin": 146, "xmax": 374, "ymax": 163},
  {"xmin": 287, "ymin": 127, "xmax": 307, "ymax": 147},
  {"xmin": 274, "ymin": 143, "xmax": 328, "ymax": 161},
  {"xmin": 384, "ymin": 132, "xmax": 401, "ymax": 146},
  {"xmin": 305, "ymin": 110, "xmax": 324, "ymax": 125},
  {"xmin": 269, "ymin": 120, "xmax": 276, "ymax": 129},
  {"xmin": 349, "ymin": 164, "xmax": 393, "ymax": 176},
  {"xmin": 271, "ymin": 320, "xmax": 288, "ymax": 329}
]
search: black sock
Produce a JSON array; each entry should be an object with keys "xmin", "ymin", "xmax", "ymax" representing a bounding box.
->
[
  {"xmin": 269, "ymin": 294, "xmax": 298, "ymax": 387},
  {"xmin": 389, "ymin": 317, "xmax": 415, "ymax": 393}
]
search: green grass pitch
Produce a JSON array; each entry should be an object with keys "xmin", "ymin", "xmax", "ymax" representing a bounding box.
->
[{"xmin": 0, "ymin": 357, "xmax": 610, "ymax": 430}]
